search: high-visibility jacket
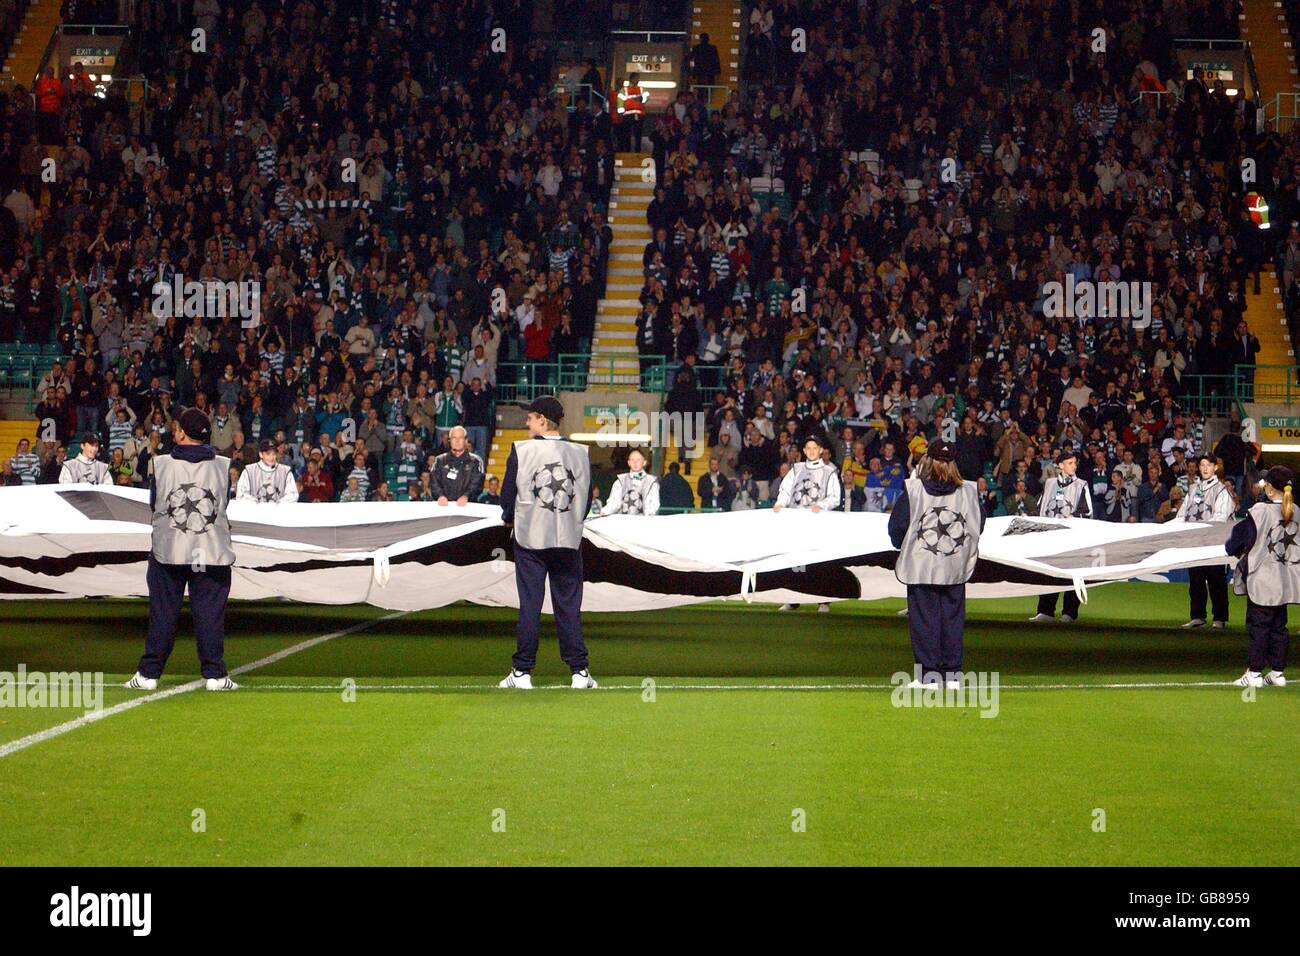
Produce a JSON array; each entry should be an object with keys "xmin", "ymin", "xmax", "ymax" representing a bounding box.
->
[
  {"xmin": 35, "ymin": 77, "xmax": 64, "ymax": 113},
  {"xmin": 619, "ymin": 83, "xmax": 646, "ymax": 115}
]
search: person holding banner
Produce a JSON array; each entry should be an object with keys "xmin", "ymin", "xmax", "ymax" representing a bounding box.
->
[
  {"xmin": 125, "ymin": 408, "xmax": 238, "ymax": 692},
  {"xmin": 498, "ymin": 396, "xmax": 597, "ymax": 690},
  {"xmin": 1030, "ymin": 449, "xmax": 1092, "ymax": 624},
  {"xmin": 1225, "ymin": 466, "xmax": 1297, "ymax": 687},
  {"xmin": 774, "ymin": 430, "xmax": 841, "ymax": 613},
  {"xmin": 600, "ymin": 448, "xmax": 660, "ymax": 515},
  {"xmin": 1176, "ymin": 453, "xmax": 1233, "ymax": 629},
  {"xmin": 888, "ymin": 439, "xmax": 984, "ymax": 688}
]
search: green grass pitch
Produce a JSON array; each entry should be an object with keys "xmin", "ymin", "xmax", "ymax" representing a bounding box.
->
[{"xmin": 0, "ymin": 585, "xmax": 1295, "ymax": 866}]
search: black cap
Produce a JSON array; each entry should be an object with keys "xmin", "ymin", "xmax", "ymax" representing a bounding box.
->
[
  {"xmin": 177, "ymin": 407, "xmax": 211, "ymax": 443},
  {"xmin": 928, "ymin": 439, "xmax": 956, "ymax": 462},
  {"xmin": 1195, "ymin": 452, "xmax": 1215, "ymax": 465},
  {"xmin": 1264, "ymin": 466, "xmax": 1295, "ymax": 491},
  {"xmin": 1055, "ymin": 448, "xmax": 1078, "ymax": 464},
  {"xmin": 79, "ymin": 432, "xmax": 100, "ymax": 446},
  {"xmin": 258, "ymin": 438, "xmax": 276, "ymax": 453},
  {"xmin": 525, "ymin": 395, "xmax": 564, "ymax": 423}
]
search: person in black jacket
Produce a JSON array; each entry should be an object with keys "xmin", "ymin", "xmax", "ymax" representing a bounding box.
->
[{"xmin": 428, "ymin": 426, "xmax": 485, "ymax": 505}]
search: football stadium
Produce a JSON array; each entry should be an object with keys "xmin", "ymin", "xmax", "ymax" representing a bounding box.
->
[{"xmin": 0, "ymin": 0, "xmax": 1297, "ymax": 914}]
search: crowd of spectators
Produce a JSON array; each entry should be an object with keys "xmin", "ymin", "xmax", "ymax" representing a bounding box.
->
[
  {"xmin": 630, "ymin": 0, "xmax": 1290, "ymax": 517},
  {"xmin": 0, "ymin": 0, "xmax": 1295, "ymax": 518},
  {"xmin": 1, "ymin": 0, "xmax": 625, "ymax": 501}
]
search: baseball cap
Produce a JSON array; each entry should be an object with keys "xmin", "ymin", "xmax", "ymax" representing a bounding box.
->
[
  {"xmin": 928, "ymin": 439, "xmax": 956, "ymax": 462},
  {"xmin": 258, "ymin": 438, "xmax": 276, "ymax": 453},
  {"xmin": 1055, "ymin": 448, "xmax": 1078, "ymax": 464},
  {"xmin": 79, "ymin": 432, "xmax": 100, "ymax": 446},
  {"xmin": 526, "ymin": 395, "xmax": 564, "ymax": 423},
  {"xmin": 177, "ymin": 407, "xmax": 211, "ymax": 443}
]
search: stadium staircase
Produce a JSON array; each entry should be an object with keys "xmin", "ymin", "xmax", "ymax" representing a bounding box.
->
[
  {"xmin": 0, "ymin": 419, "xmax": 36, "ymax": 457},
  {"xmin": 589, "ymin": 152, "xmax": 654, "ymax": 388},
  {"xmin": 690, "ymin": 0, "xmax": 743, "ymax": 110},
  {"xmin": 2, "ymin": 0, "xmax": 59, "ymax": 91},
  {"xmin": 486, "ymin": 408, "xmax": 529, "ymax": 490},
  {"xmin": 1240, "ymin": 0, "xmax": 1300, "ymax": 393}
]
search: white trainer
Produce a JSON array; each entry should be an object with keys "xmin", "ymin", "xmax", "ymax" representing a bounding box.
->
[
  {"xmin": 778, "ymin": 603, "xmax": 797, "ymax": 611},
  {"xmin": 1212, "ymin": 621, "xmax": 1227, "ymax": 630},
  {"xmin": 571, "ymin": 669, "xmax": 598, "ymax": 689},
  {"xmin": 205, "ymin": 676, "xmax": 239, "ymax": 691},
  {"xmin": 498, "ymin": 670, "xmax": 533, "ymax": 689},
  {"xmin": 817, "ymin": 603, "xmax": 830, "ymax": 613},
  {"xmin": 124, "ymin": 673, "xmax": 157, "ymax": 691},
  {"xmin": 1182, "ymin": 619, "xmax": 1206, "ymax": 629},
  {"xmin": 1233, "ymin": 671, "xmax": 1264, "ymax": 688},
  {"xmin": 896, "ymin": 607, "xmax": 909, "ymax": 617},
  {"xmin": 1264, "ymin": 671, "xmax": 1287, "ymax": 687},
  {"xmin": 1029, "ymin": 613, "xmax": 1055, "ymax": 623},
  {"xmin": 1059, "ymin": 614, "xmax": 1075, "ymax": 624}
]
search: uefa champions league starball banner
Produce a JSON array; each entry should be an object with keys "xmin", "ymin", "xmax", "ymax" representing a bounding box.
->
[{"xmin": 0, "ymin": 486, "xmax": 1233, "ymax": 611}]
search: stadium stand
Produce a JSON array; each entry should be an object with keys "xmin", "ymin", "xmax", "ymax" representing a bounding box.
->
[{"xmin": 0, "ymin": 0, "xmax": 1294, "ymax": 523}]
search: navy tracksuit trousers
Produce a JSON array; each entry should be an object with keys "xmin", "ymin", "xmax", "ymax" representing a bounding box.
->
[
  {"xmin": 138, "ymin": 557, "xmax": 232, "ymax": 680},
  {"xmin": 1037, "ymin": 589, "xmax": 1081, "ymax": 619},
  {"xmin": 513, "ymin": 545, "xmax": 589, "ymax": 674},
  {"xmin": 1188, "ymin": 565, "xmax": 1229, "ymax": 623},
  {"xmin": 908, "ymin": 583, "xmax": 966, "ymax": 680},
  {"xmin": 1245, "ymin": 600, "xmax": 1290, "ymax": 673}
]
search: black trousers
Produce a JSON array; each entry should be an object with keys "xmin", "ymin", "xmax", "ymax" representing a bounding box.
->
[
  {"xmin": 513, "ymin": 545, "xmax": 588, "ymax": 674},
  {"xmin": 907, "ymin": 583, "xmax": 965, "ymax": 680},
  {"xmin": 1037, "ymin": 589, "xmax": 1080, "ymax": 618},
  {"xmin": 621, "ymin": 113, "xmax": 643, "ymax": 151},
  {"xmin": 1188, "ymin": 565, "xmax": 1229, "ymax": 623},
  {"xmin": 1245, "ymin": 600, "xmax": 1290, "ymax": 673},
  {"xmin": 138, "ymin": 557, "xmax": 232, "ymax": 680}
]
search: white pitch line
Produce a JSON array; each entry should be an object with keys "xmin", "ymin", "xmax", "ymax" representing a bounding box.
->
[
  {"xmin": 242, "ymin": 679, "xmax": 1242, "ymax": 692},
  {"xmin": 0, "ymin": 612, "xmax": 408, "ymax": 760}
]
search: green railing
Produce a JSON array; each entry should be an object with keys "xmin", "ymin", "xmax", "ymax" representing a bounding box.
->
[
  {"xmin": 1180, "ymin": 374, "xmax": 1237, "ymax": 417},
  {"xmin": 494, "ymin": 353, "xmax": 734, "ymax": 403},
  {"xmin": 689, "ymin": 84, "xmax": 730, "ymax": 115},
  {"xmin": 1234, "ymin": 364, "xmax": 1300, "ymax": 405}
]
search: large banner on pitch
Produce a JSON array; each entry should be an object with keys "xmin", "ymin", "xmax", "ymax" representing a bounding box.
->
[{"xmin": 0, "ymin": 487, "xmax": 1233, "ymax": 611}]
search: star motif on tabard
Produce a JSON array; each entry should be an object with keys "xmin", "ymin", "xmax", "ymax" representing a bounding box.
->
[
  {"xmin": 917, "ymin": 505, "xmax": 969, "ymax": 558},
  {"xmin": 621, "ymin": 487, "xmax": 646, "ymax": 515},
  {"xmin": 790, "ymin": 476, "xmax": 820, "ymax": 508},
  {"xmin": 1266, "ymin": 521, "xmax": 1300, "ymax": 565},
  {"xmin": 1044, "ymin": 494, "xmax": 1072, "ymax": 519},
  {"xmin": 164, "ymin": 482, "xmax": 218, "ymax": 534},
  {"xmin": 531, "ymin": 461, "xmax": 577, "ymax": 513}
]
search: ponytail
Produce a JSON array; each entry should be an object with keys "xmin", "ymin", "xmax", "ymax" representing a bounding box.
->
[{"xmin": 1285, "ymin": 483, "xmax": 1294, "ymax": 525}]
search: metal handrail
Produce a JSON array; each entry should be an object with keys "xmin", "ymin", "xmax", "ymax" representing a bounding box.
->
[
  {"xmin": 1233, "ymin": 364, "xmax": 1300, "ymax": 405},
  {"xmin": 551, "ymin": 82, "xmax": 607, "ymax": 112}
]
